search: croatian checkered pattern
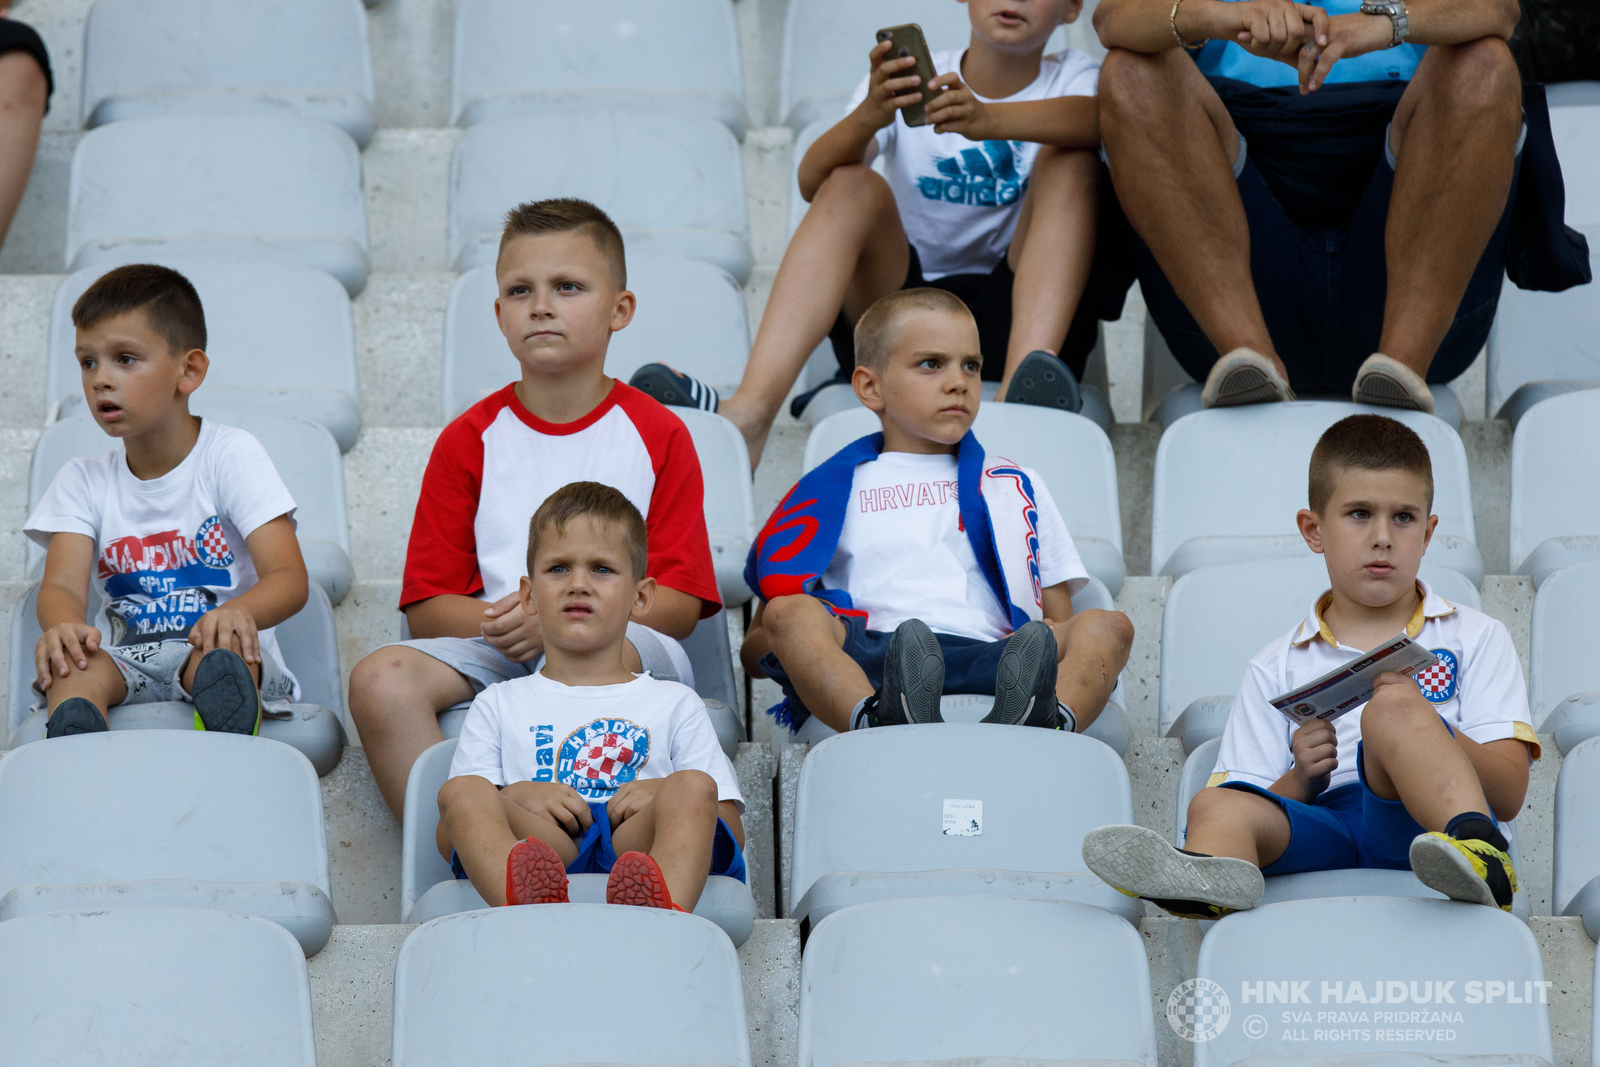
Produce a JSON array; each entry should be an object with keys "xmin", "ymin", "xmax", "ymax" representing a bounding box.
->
[
  {"xmin": 574, "ymin": 733, "xmax": 635, "ymax": 781},
  {"xmin": 1416, "ymin": 662, "xmax": 1453, "ymax": 694},
  {"xmin": 1167, "ymin": 978, "xmax": 1230, "ymax": 1041},
  {"xmin": 195, "ymin": 516, "xmax": 234, "ymax": 568}
]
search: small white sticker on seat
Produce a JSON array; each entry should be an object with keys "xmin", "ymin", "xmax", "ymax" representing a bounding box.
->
[{"xmin": 942, "ymin": 798, "xmax": 982, "ymax": 836}]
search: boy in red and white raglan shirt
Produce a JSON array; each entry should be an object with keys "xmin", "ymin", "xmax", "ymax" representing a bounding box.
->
[{"xmin": 349, "ymin": 198, "xmax": 721, "ymax": 819}]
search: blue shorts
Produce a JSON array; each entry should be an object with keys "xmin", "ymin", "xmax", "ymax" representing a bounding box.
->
[
  {"xmin": 452, "ymin": 801, "xmax": 747, "ymax": 884},
  {"xmin": 760, "ymin": 612, "xmax": 1010, "ymax": 729},
  {"xmin": 1219, "ymin": 740, "xmax": 1429, "ymax": 874}
]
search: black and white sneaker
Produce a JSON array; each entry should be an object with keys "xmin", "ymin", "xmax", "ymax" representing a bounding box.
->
[
  {"xmin": 629, "ymin": 364, "xmax": 720, "ymax": 412},
  {"xmin": 983, "ymin": 620, "xmax": 1060, "ymax": 728},
  {"xmin": 878, "ymin": 619, "xmax": 945, "ymax": 725},
  {"xmin": 191, "ymin": 649, "xmax": 263, "ymax": 735},
  {"xmin": 1083, "ymin": 823, "xmax": 1264, "ymax": 920},
  {"xmin": 45, "ymin": 696, "xmax": 108, "ymax": 738},
  {"xmin": 1004, "ymin": 350, "xmax": 1083, "ymax": 413}
]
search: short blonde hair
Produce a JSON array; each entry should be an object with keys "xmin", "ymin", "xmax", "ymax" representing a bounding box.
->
[
  {"xmin": 526, "ymin": 481, "xmax": 648, "ymax": 580},
  {"xmin": 852, "ymin": 288, "xmax": 975, "ymax": 373}
]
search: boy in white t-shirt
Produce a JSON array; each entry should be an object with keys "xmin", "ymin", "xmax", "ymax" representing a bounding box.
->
[
  {"xmin": 1084, "ymin": 415, "xmax": 1537, "ymax": 917},
  {"xmin": 25, "ymin": 264, "xmax": 309, "ymax": 738},
  {"xmin": 631, "ymin": 0, "xmax": 1109, "ymax": 468},
  {"xmin": 439, "ymin": 482, "xmax": 744, "ymax": 911},
  {"xmin": 740, "ymin": 289, "xmax": 1132, "ymax": 736}
]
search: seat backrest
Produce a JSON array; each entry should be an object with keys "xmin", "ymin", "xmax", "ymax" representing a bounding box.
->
[
  {"xmin": 1553, "ymin": 736, "xmax": 1600, "ymax": 915},
  {"xmin": 1487, "ymin": 226, "xmax": 1600, "ymax": 415},
  {"xmin": 0, "ymin": 732, "xmax": 330, "ymax": 895},
  {"xmin": 400, "ymin": 738, "xmax": 459, "ymax": 918},
  {"xmin": 677, "ymin": 409, "xmax": 756, "ymax": 605},
  {"xmin": 442, "ymin": 257, "xmax": 750, "ymax": 422},
  {"xmin": 81, "ymin": 0, "xmax": 373, "ymax": 120},
  {"xmin": 802, "ymin": 404, "xmax": 1124, "ymax": 576},
  {"xmin": 451, "ymin": 0, "xmax": 744, "ymax": 131},
  {"xmin": 448, "ymin": 113, "xmax": 750, "ymax": 276},
  {"xmin": 393, "ymin": 905, "xmax": 750, "ymax": 1066},
  {"xmin": 0, "ymin": 906, "xmax": 315, "ymax": 1066},
  {"xmin": 48, "ymin": 259, "xmax": 359, "ymax": 421},
  {"xmin": 1194, "ymin": 896, "xmax": 1552, "ymax": 1067},
  {"xmin": 1509, "ymin": 389, "xmax": 1600, "ymax": 570},
  {"xmin": 789, "ymin": 724, "xmax": 1132, "ymax": 912},
  {"xmin": 1551, "ymin": 104, "xmax": 1600, "ymax": 229},
  {"xmin": 799, "ymin": 895, "xmax": 1156, "ymax": 1067},
  {"xmin": 1529, "ymin": 559, "xmax": 1600, "ymax": 724},
  {"xmin": 1151, "ymin": 402, "xmax": 1476, "ymax": 577},
  {"xmin": 1160, "ymin": 556, "xmax": 1483, "ymax": 735}
]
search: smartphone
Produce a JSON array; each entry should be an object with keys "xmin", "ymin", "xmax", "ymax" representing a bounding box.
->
[{"xmin": 875, "ymin": 23, "xmax": 938, "ymax": 128}]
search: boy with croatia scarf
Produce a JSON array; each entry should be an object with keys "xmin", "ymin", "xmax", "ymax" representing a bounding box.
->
[{"xmin": 739, "ymin": 289, "xmax": 1133, "ymax": 737}]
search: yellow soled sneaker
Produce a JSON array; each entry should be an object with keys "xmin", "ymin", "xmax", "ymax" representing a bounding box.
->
[
  {"xmin": 1409, "ymin": 830, "xmax": 1518, "ymax": 912},
  {"xmin": 1082, "ymin": 824, "xmax": 1264, "ymax": 920}
]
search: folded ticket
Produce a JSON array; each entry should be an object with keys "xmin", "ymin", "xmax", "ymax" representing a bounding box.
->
[{"xmin": 1271, "ymin": 634, "xmax": 1439, "ymax": 727}]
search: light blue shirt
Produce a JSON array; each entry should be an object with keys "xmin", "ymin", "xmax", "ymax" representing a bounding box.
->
[{"xmin": 1195, "ymin": 0, "xmax": 1424, "ymax": 86}]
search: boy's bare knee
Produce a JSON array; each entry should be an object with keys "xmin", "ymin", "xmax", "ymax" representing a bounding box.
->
[
  {"xmin": 1186, "ymin": 785, "xmax": 1234, "ymax": 827},
  {"xmin": 661, "ymin": 769, "xmax": 718, "ymax": 805},
  {"xmin": 0, "ymin": 51, "xmax": 48, "ymax": 113},
  {"xmin": 1083, "ymin": 608, "xmax": 1135, "ymax": 656},
  {"xmin": 762, "ymin": 594, "xmax": 826, "ymax": 644},
  {"xmin": 813, "ymin": 164, "xmax": 894, "ymax": 209},
  {"xmin": 436, "ymin": 775, "xmax": 483, "ymax": 818},
  {"xmin": 1360, "ymin": 683, "xmax": 1436, "ymax": 742}
]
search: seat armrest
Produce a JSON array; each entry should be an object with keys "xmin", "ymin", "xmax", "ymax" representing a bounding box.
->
[{"xmin": 1167, "ymin": 696, "xmax": 1232, "ymax": 754}]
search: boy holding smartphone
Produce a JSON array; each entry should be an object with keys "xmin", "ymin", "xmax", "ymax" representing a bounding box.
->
[{"xmin": 632, "ymin": 0, "xmax": 1109, "ymax": 467}]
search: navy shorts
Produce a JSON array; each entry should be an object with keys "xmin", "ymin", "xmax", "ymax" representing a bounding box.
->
[
  {"xmin": 1218, "ymin": 737, "xmax": 1441, "ymax": 875},
  {"xmin": 452, "ymin": 801, "xmax": 747, "ymax": 884},
  {"xmin": 760, "ymin": 612, "xmax": 1010, "ymax": 726}
]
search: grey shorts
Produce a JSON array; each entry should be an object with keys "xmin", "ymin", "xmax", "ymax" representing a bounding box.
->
[
  {"xmin": 391, "ymin": 622, "xmax": 693, "ymax": 696},
  {"xmin": 31, "ymin": 639, "xmax": 295, "ymax": 712}
]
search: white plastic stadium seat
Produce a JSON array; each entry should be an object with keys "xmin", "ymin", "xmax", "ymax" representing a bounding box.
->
[
  {"xmin": 442, "ymin": 257, "xmax": 751, "ymax": 423},
  {"xmin": 803, "ymin": 404, "xmax": 1127, "ymax": 596},
  {"xmin": 788, "ymin": 724, "xmax": 1140, "ymax": 926},
  {"xmin": 1176, "ymin": 737, "xmax": 1530, "ymax": 920},
  {"xmin": 29, "ymin": 411, "xmax": 356, "ymax": 605},
  {"xmin": 393, "ymin": 905, "xmax": 750, "ymax": 1067},
  {"xmin": 81, "ymin": 0, "xmax": 375, "ymax": 146},
  {"xmin": 1529, "ymin": 559, "xmax": 1600, "ymax": 755},
  {"xmin": 1551, "ymin": 104, "xmax": 1600, "ymax": 230},
  {"xmin": 799, "ymin": 896, "xmax": 1157, "ymax": 1067},
  {"xmin": 0, "ymin": 732, "xmax": 336, "ymax": 954},
  {"xmin": 1193, "ymin": 897, "xmax": 1552, "ymax": 1067},
  {"xmin": 452, "ymin": 0, "xmax": 745, "ymax": 135},
  {"xmin": 0, "ymin": 907, "xmax": 315, "ymax": 1066},
  {"xmin": 49, "ymin": 259, "xmax": 361, "ymax": 451},
  {"xmin": 1488, "ymin": 228, "xmax": 1600, "ymax": 424},
  {"xmin": 1509, "ymin": 389, "xmax": 1600, "ymax": 584},
  {"xmin": 1553, "ymin": 736, "xmax": 1600, "ymax": 940},
  {"xmin": 398, "ymin": 738, "xmax": 757, "ymax": 944},
  {"xmin": 677, "ymin": 409, "xmax": 756, "ymax": 606},
  {"xmin": 1160, "ymin": 556, "xmax": 1482, "ymax": 751},
  {"xmin": 448, "ymin": 113, "xmax": 752, "ymax": 282},
  {"xmin": 7, "ymin": 579, "xmax": 346, "ymax": 774},
  {"xmin": 67, "ymin": 115, "xmax": 370, "ymax": 294},
  {"xmin": 1151, "ymin": 402, "xmax": 1480, "ymax": 582}
]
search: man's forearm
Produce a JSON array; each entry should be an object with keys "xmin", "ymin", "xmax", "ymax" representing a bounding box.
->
[
  {"xmin": 984, "ymin": 97, "xmax": 1100, "ymax": 148},
  {"xmin": 1399, "ymin": 0, "xmax": 1518, "ymax": 45},
  {"xmin": 1095, "ymin": 0, "xmax": 1210, "ymax": 54}
]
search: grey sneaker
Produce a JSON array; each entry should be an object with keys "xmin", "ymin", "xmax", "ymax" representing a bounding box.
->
[
  {"xmin": 1082, "ymin": 823, "xmax": 1264, "ymax": 919},
  {"xmin": 878, "ymin": 619, "xmax": 944, "ymax": 725},
  {"xmin": 45, "ymin": 696, "xmax": 108, "ymax": 738},
  {"xmin": 1352, "ymin": 353, "xmax": 1435, "ymax": 414},
  {"xmin": 1005, "ymin": 350, "xmax": 1083, "ymax": 413},
  {"xmin": 1201, "ymin": 347, "xmax": 1294, "ymax": 408},
  {"xmin": 983, "ymin": 620, "xmax": 1060, "ymax": 728},
  {"xmin": 191, "ymin": 649, "xmax": 262, "ymax": 735}
]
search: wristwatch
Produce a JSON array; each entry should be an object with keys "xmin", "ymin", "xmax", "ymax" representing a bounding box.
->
[{"xmin": 1359, "ymin": 0, "xmax": 1409, "ymax": 48}]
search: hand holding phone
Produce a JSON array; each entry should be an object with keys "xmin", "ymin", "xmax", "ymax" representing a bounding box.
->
[{"xmin": 873, "ymin": 23, "xmax": 938, "ymax": 127}]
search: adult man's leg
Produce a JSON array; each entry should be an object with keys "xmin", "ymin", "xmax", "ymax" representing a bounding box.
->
[
  {"xmin": 0, "ymin": 47, "xmax": 47, "ymax": 247},
  {"xmin": 1375, "ymin": 38, "xmax": 1522, "ymax": 380},
  {"xmin": 349, "ymin": 648, "xmax": 477, "ymax": 819}
]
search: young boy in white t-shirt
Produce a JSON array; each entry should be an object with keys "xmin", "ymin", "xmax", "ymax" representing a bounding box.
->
[
  {"xmin": 631, "ymin": 0, "xmax": 1106, "ymax": 467},
  {"xmin": 439, "ymin": 481, "xmax": 744, "ymax": 911},
  {"xmin": 25, "ymin": 264, "xmax": 309, "ymax": 738},
  {"xmin": 740, "ymin": 289, "xmax": 1132, "ymax": 736},
  {"xmin": 1084, "ymin": 415, "xmax": 1537, "ymax": 917}
]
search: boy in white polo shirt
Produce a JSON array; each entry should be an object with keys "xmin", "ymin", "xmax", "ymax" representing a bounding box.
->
[{"xmin": 1084, "ymin": 415, "xmax": 1537, "ymax": 916}]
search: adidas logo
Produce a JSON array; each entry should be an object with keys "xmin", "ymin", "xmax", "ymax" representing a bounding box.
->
[{"xmin": 916, "ymin": 140, "xmax": 1031, "ymax": 207}]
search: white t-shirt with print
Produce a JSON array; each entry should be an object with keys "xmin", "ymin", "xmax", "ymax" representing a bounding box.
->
[
  {"xmin": 450, "ymin": 671, "xmax": 744, "ymax": 810},
  {"xmin": 1213, "ymin": 580, "xmax": 1540, "ymax": 794},
  {"xmin": 847, "ymin": 48, "xmax": 1101, "ymax": 280},
  {"xmin": 23, "ymin": 419, "xmax": 300, "ymax": 697},
  {"xmin": 819, "ymin": 451, "xmax": 1086, "ymax": 642}
]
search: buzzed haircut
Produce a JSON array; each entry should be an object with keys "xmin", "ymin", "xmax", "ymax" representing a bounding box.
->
[
  {"xmin": 526, "ymin": 480, "xmax": 649, "ymax": 581},
  {"xmin": 1308, "ymin": 414, "xmax": 1434, "ymax": 514},
  {"xmin": 852, "ymin": 288, "xmax": 976, "ymax": 373},
  {"xmin": 71, "ymin": 264, "xmax": 206, "ymax": 356},
  {"xmin": 499, "ymin": 197, "xmax": 627, "ymax": 287}
]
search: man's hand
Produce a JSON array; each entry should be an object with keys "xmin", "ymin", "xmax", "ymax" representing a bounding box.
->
[
  {"xmin": 924, "ymin": 72, "xmax": 995, "ymax": 139},
  {"xmin": 852, "ymin": 39, "xmax": 926, "ymax": 132},
  {"xmin": 35, "ymin": 622, "xmax": 102, "ymax": 690},
  {"xmin": 1289, "ymin": 717, "xmax": 1338, "ymax": 795},
  {"xmin": 480, "ymin": 591, "xmax": 544, "ymax": 663},
  {"xmin": 501, "ymin": 780, "xmax": 593, "ymax": 835},
  {"xmin": 1297, "ymin": 12, "xmax": 1395, "ymax": 92},
  {"xmin": 1203, "ymin": 0, "xmax": 1328, "ymax": 66},
  {"xmin": 608, "ymin": 779, "xmax": 663, "ymax": 826},
  {"xmin": 189, "ymin": 605, "xmax": 261, "ymax": 663}
]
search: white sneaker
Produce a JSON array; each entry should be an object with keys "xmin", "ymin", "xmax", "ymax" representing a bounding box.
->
[
  {"xmin": 1352, "ymin": 353, "xmax": 1434, "ymax": 414},
  {"xmin": 1200, "ymin": 347, "xmax": 1294, "ymax": 408}
]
